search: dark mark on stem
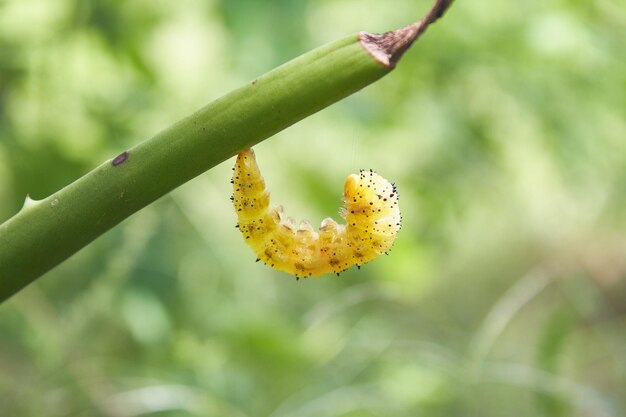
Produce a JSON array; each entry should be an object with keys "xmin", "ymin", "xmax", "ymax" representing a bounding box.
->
[{"xmin": 112, "ymin": 151, "xmax": 129, "ymax": 166}]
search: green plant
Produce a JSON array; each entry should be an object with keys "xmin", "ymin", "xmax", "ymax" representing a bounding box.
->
[{"xmin": 0, "ymin": 0, "xmax": 454, "ymax": 302}]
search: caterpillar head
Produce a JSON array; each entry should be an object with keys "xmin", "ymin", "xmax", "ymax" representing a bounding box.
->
[{"xmin": 343, "ymin": 169, "xmax": 401, "ymax": 232}]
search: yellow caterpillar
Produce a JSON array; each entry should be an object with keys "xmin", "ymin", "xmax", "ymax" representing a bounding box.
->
[{"xmin": 232, "ymin": 148, "xmax": 401, "ymax": 278}]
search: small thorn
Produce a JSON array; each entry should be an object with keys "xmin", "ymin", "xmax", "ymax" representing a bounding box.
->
[
  {"xmin": 255, "ymin": 258, "xmax": 260, "ymax": 262},
  {"xmin": 22, "ymin": 194, "xmax": 39, "ymax": 209},
  {"xmin": 296, "ymin": 277, "xmax": 300, "ymax": 281},
  {"xmin": 357, "ymin": 265, "xmax": 361, "ymax": 270}
]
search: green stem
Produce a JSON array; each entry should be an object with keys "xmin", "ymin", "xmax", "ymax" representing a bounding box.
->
[{"xmin": 0, "ymin": 0, "xmax": 453, "ymax": 302}]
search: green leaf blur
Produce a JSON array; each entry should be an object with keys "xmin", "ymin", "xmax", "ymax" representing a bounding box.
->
[{"xmin": 1, "ymin": 0, "xmax": 624, "ymax": 416}]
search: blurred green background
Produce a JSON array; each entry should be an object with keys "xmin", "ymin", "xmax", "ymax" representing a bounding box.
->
[{"xmin": 1, "ymin": 0, "xmax": 625, "ymax": 416}]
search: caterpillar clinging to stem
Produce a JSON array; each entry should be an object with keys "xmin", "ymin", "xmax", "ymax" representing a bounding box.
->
[{"xmin": 232, "ymin": 149, "xmax": 401, "ymax": 278}]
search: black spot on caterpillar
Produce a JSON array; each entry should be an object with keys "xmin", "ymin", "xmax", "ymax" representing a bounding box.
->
[{"xmin": 232, "ymin": 148, "xmax": 401, "ymax": 278}]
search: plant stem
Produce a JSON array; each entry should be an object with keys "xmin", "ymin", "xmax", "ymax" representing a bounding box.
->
[{"xmin": 0, "ymin": 0, "xmax": 453, "ymax": 302}]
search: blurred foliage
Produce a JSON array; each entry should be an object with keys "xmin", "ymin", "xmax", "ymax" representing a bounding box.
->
[{"xmin": 1, "ymin": 0, "xmax": 626, "ymax": 416}]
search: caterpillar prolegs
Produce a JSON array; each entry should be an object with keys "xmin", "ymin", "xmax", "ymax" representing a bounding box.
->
[{"xmin": 232, "ymin": 148, "xmax": 401, "ymax": 278}]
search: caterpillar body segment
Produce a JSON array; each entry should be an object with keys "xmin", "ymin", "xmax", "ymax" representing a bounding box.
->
[{"xmin": 232, "ymin": 148, "xmax": 401, "ymax": 278}]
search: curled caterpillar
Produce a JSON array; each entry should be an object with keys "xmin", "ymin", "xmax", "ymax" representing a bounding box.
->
[{"xmin": 232, "ymin": 148, "xmax": 401, "ymax": 278}]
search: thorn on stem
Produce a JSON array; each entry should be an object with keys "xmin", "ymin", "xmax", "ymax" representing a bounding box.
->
[{"xmin": 22, "ymin": 194, "xmax": 39, "ymax": 209}]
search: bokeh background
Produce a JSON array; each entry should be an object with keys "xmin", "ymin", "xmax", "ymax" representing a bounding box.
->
[{"xmin": 1, "ymin": 0, "xmax": 625, "ymax": 416}]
